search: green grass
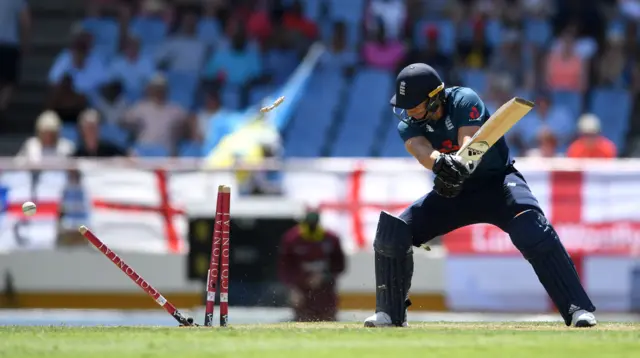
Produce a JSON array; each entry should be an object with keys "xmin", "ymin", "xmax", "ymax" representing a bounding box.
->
[{"xmin": 1, "ymin": 322, "xmax": 640, "ymax": 357}]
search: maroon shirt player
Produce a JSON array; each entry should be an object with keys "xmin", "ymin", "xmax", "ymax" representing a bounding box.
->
[{"xmin": 278, "ymin": 210, "xmax": 346, "ymax": 322}]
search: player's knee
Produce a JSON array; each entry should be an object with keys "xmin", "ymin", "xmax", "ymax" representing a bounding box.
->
[
  {"xmin": 398, "ymin": 205, "xmax": 414, "ymax": 228},
  {"xmin": 506, "ymin": 209, "xmax": 559, "ymax": 260},
  {"xmin": 399, "ymin": 206, "xmax": 426, "ymax": 247},
  {"xmin": 373, "ymin": 211, "xmax": 413, "ymax": 258}
]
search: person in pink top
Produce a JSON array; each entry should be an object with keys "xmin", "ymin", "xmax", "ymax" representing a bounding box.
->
[
  {"xmin": 544, "ymin": 24, "xmax": 587, "ymax": 92},
  {"xmin": 362, "ymin": 19, "xmax": 406, "ymax": 71}
]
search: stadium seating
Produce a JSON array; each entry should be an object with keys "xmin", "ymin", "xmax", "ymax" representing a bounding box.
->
[
  {"xmin": 319, "ymin": 20, "xmax": 360, "ymax": 49},
  {"xmin": 378, "ymin": 120, "xmax": 410, "ymax": 157},
  {"xmin": 133, "ymin": 143, "xmax": 169, "ymax": 157},
  {"xmin": 327, "ymin": 0, "xmax": 364, "ymax": 24},
  {"xmin": 589, "ymin": 88, "xmax": 631, "ymax": 145},
  {"xmin": 524, "ymin": 19, "xmax": 552, "ymax": 47},
  {"xmin": 178, "ymin": 141, "xmax": 203, "ymax": 157},
  {"xmin": 218, "ymin": 86, "xmax": 240, "ymax": 111},
  {"xmin": 330, "ymin": 68, "xmax": 392, "ymax": 157},
  {"xmin": 60, "ymin": 123, "xmax": 79, "ymax": 145},
  {"xmin": 100, "ymin": 122, "xmax": 130, "ymax": 149},
  {"xmin": 82, "ymin": 17, "xmax": 120, "ymax": 62},
  {"xmin": 297, "ymin": 0, "xmax": 322, "ymax": 21},
  {"xmin": 551, "ymin": 91, "xmax": 582, "ymax": 120},
  {"xmin": 129, "ymin": 16, "xmax": 168, "ymax": 54},
  {"xmin": 197, "ymin": 18, "xmax": 223, "ymax": 48},
  {"xmin": 284, "ymin": 69, "xmax": 346, "ymax": 157},
  {"xmin": 484, "ymin": 19, "xmax": 503, "ymax": 47},
  {"xmin": 460, "ymin": 70, "xmax": 488, "ymax": 95},
  {"xmin": 166, "ymin": 71, "xmax": 200, "ymax": 110}
]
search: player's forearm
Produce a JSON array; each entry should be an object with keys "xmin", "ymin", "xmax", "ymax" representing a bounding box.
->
[
  {"xmin": 415, "ymin": 150, "xmax": 441, "ymax": 171},
  {"xmin": 405, "ymin": 137, "xmax": 441, "ymax": 171}
]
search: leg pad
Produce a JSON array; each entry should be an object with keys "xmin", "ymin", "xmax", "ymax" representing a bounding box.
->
[
  {"xmin": 507, "ymin": 210, "xmax": 595, "ymax": 325},
  {"xmin": 373, "ymin": 211, "xmax": 414, "ymax": 326}
]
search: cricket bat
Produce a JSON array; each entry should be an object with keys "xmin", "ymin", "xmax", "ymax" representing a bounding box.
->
[{"xmin": 456, "ymin": 97, "xmax": 534, "ymax": 161}]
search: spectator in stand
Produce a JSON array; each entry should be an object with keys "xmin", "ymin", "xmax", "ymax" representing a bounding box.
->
[
  {"xmin": 203, "ymin": 25, "xmax": 261, "ymax": 86},
  {"xmin": 194, "ymin": 87, "xmax": 227, "ymax": 143},
  {"xmin": 319, "ymin": 21, "xmax": 357, "ymax": 75},
  {"xmin": 522, "ymin": 0, "xmax": 554, "ymax": 23},
  {"xmin": 57, "ymin": 169, "xmax": 90, "ymax": 247},
  {"xmin": 92, "ymin": 80, "xmax": 129, "ymax": 126},
  {"xmin": 483, "ymin": 73, "xmax": 513, "ymax": 120},
  {"xmin": 399, "ymin": 25, "xmax": 452, "ymax": 82},
  {"xmin": 362, "ymin": 19, "xmax": 406, "ymax": 72},
  {"xmin": 202, "ymin": 26, "xmax": 262, "ymax": 107},
  {"xmin": 489, "ymin": 29, "xmax": 531, "ymax": 90},
  {"xmin": 403, "ymin": 0, "xmax": 426, "ymax": 27},
  {"xmin": 567, "ymin": 113, "xmax": 617, "ymax": 158},
  {"xmin": 507, "ymin": 92, "xmax": 575, "ymax": 154},
  {"xmin": 549, "ymin": 22, "xmax": 598, "ymax": 61},
  {"xmin": 197, "ymin": 0, "xmax": 223, "ymax": 49},
  {"xmin": 108, "ymin": 34, "xmax": 155, "ymax": 102},
  {"xmin": 121, "ymin": 74, "xmax": 194, "ymax": 155},
  {"xmin": 526, "ymin": 128, "xmax": 562, "ymax": 158},
  {"xmin": 619, "ymin": 0, "xmax": 640, "ymax": 20},
  {"xmin": 264, "ymin": 27, "xmax": 299, "ymax": 86},
  {"xmin": 246, "ymin": 0, "xmax": 274, "ymax": 47},
  {"xmin": 366, "ymin": 0, "xmax": 406, "ymax": 41},
  {"xmin": 225, "ymin": 0, "xmax": 253, "ymax": 25},
  {"xmin": 155, "ymin": 10, "xmax": 207, "ymax": 73},
  {"xmin": 82, "ymin": 1, "xmax": 120, "ymax": 63},
  {"xmin": 73, "ymin": 109, "xmax": 127, "ymax": 157},
  {"xmin": 0, "ymin": 0, "xmax": 30, "ymax": 111},
  {"xmin": 46, "ymin": 73, "xmax": 89, "ymax": 126},
  {"xmin": 48, "ymin": 24, "xmax": 108, "ymax": 95},
  {"xmin": 545, "ymin": 23, "xmax": 588, "ymax": 93},
  {"xmin": 457, "ymin": 20, "xmax": 492, "ymax": 70},
  {"xmin": 206, "ymin": 0, "xmax": 231, "ymax": 31},
  {"xmin": 593, "ymin": 30, "xmax": 630, "ymax": 88},
  {"xmin": 623, "ymin": 19, "xmax": 638, "ymax": 61},
  {"xmin": 16, "ymin": 111, "xmax": 75, "ymax": 162},
  {"xmin": 129, "ymin": 0, "xmax": 168, "ymax": 55},
  {"xmin": 282, "ymin": 0, "xmax": 318, "ymax": 42}
]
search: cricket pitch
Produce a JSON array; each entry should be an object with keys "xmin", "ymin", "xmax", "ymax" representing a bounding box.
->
[{"xmin": 1, "ymin": 322, "xmax": 639, "ymax": 358}]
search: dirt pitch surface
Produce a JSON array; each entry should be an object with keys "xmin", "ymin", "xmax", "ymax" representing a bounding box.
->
[{"xmin": 2, "ymin": 322, "xmax": 640, "ymax": 358}]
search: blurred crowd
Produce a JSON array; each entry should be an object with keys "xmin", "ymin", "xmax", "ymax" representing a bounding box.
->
[
  {"xmin": 368, "ymin": 0, "xmax": 633, "ymax": 158},
  {"xmin": 15, "ymin": 0, "xmax": 311, "ymax": 161},
  {"xmin": 4, "ymin": 0, "xmax": 640, "ymax": 163}
]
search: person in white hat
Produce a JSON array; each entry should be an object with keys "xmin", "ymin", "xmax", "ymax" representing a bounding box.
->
[
  {"xmin": 566, "ymin": 113, "xmax": 617, "ymax": 158},
  {"xmin": 15, "ymin": 110, "xmax": 76, "ymax": 162}
]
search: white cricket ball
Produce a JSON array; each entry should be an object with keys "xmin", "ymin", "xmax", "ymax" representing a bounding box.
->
[{"xmin": 22, "ymin": 201, "xmax": 37, "ymax": 217}]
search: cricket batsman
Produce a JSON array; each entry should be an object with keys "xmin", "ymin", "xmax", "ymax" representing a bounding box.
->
[{"xmin": 364, "ymin": 63, "xmax": 597, "ymax": 328}]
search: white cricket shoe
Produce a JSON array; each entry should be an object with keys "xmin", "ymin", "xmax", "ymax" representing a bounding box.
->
[
  {"xmin": 363, "ymin": 312, "xmax": 408, "ymax": 327},
  {"xmin": 571, "ymin": 309, "xmax": 597, "ymax": 327}
]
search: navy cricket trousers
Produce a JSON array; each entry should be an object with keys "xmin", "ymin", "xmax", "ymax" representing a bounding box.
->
[{"xmin": 400, "ymin": 166, "xmax": 542, "ymax": 247}]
